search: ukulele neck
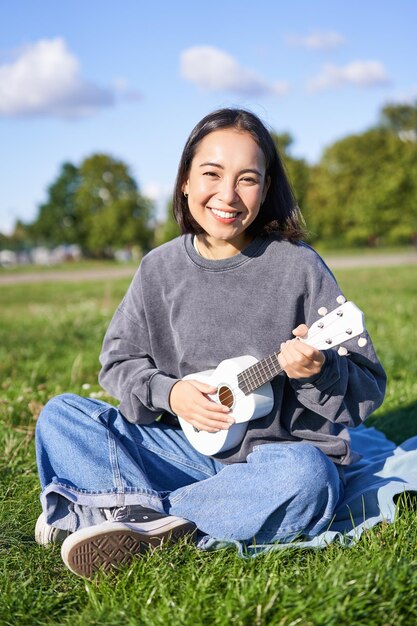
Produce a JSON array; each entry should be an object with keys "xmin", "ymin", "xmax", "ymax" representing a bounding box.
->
[{"xmin": 237, "ymin": 353, "xmax": 282, "ymax": 396}]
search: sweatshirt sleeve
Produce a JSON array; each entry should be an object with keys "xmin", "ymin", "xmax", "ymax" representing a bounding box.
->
[
  {"xmin": 288, "ymin": 251, "xmax": 386, "ymax": 428},
  {"xmin": 98, "ymin": 266, "xmax": 179, "ymax": 424}
]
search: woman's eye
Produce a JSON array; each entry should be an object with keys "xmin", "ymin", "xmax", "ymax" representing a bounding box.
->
[
  {"xmin": 203, "ymin": 171, "xmax": 218, "ymax": 178},
  {"xmin": 239, "ymin": 176, "xmax": 258, "ymax": 185}
]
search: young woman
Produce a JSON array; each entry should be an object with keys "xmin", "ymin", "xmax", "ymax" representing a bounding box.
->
[{"xmin": 35, "ymin": 108, "xmax": 386, "ymax": 578}]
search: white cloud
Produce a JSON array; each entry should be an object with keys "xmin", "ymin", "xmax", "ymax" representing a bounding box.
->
[
  {"xmin": 308, "ymin": 60, "xmax": 390, "ymax": 92},
  {"xmin": 0, "ymin": 38, "xmax": 115, "ymax": 118},
  {"xmin": 287, "ymin": 31, "xmax": 346, "ymax": 50},
  {"xmin": 180, "ymin": 46, "xmax": 289, "ymax": 97}
]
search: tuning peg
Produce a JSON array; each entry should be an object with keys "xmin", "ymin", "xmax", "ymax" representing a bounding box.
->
[
  {"xmin": 358, "ymin": 337, "xmax": 368, "ymax": 347},
  {"xmin": 336, "ymin": 295, "xmax": 346, "ymax": 304},
  {"xmin": 338, "ymin": 346, "xmax": 348, "ymax": 356},
  {"xmin": 318, "ymin": 307, "xmax": 328, "ymax": 316}
]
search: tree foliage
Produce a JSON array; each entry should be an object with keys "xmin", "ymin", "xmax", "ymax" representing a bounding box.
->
[
  {"xmin": 30, "ymin": 162, "xmax": 80, "ymax": 245},
  {"xmin": 30, "ymin": 154, "xmax": 154, "ymax": 256},
  {"xmin": 154, "ymin": 200, "xmax": 181, "ymax": 247},
  {"xmin": 271, "ymin": 132, "xmax": 310, "ymax": 213},
  {"xmin": 74, "ymin": 154, "xmax": 153, "ymax": 255},
  {"xmin": 380, "ymin": 102, "xmax": 417, "ymax": 134},
  {"xmin": 306, "ymin": 127, "xmax": 417, "ymax": 246}
]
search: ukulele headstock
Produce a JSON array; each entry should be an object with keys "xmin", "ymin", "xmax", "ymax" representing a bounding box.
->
[{"xmin": 305, "ymin": 300, "xmax": 366, "ymax": 352}]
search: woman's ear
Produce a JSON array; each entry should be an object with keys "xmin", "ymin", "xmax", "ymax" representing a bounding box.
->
[
  {"xmin": 182, "ymin": 180, "xmax": 189, "ymax": 197},
  {"xmin": 262, "ymin": 176, "xmax": 271, "ymax": 203}
]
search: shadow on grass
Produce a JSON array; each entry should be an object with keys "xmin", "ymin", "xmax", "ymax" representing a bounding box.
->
[{"xmin": 367, "ymin": 401, "xmax": 417, "ymax": 445}]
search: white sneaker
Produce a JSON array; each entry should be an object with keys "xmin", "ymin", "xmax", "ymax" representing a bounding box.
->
[
  {"xmin": 35, "ymin": 513, "xmax": 71, "ymax": 546},
  {"xmin": 60, "ymin": 508, "xmax": 196, "ymax": 578}
]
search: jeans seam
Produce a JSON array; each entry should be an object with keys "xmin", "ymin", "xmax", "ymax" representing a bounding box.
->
[
  {"xmin": 168, "ymin": 483, "xmax": 197, "ymax": 506},
  {"xmin": 45, "ymin": 480, "xmax": 157, "ymax": 496},
  {"xmin": 107, "ymin": 431, "xmax": 122, "ymax": 489},
  {"xmin": 107, "ymin": 430, "xmax": 126, "ymax": 507},
  {"xmin": 61, "ymin": 395, "xmax": 113, "ymax": 423}
]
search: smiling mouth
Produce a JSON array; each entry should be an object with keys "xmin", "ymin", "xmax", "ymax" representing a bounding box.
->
[{"xmin": 209, "ymin": 208, "xmax": 241, "ymax": 219}]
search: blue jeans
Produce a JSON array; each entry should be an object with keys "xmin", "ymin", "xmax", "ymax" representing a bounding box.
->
[{"xmin": 35, "ymin": 394, "xmax": 343, "ymax": 544}]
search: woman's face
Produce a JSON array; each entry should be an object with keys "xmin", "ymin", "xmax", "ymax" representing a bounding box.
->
[{"xmin": 183, "ymin": 128, "xmax": 270, "ymax": 252}]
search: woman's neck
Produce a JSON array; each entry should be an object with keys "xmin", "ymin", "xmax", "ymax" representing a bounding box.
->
[{"xmin": 194, "ymin": 234, "xmax": 253, "ymax": 260}]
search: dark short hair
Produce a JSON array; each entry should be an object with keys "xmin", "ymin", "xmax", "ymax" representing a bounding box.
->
[{"xmin": 172, "ymin": 108, "xmax": 305, "ymax": 241}]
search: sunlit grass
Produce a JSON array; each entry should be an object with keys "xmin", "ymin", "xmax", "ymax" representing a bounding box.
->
[{"xmin": 0, "ymin": 264, "xmax": 416, "ymax": 625}]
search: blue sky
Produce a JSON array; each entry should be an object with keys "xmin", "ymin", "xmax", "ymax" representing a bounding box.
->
[{"xmin": 1, "ymin": 0, "xmax": 416, "ymax": 234}]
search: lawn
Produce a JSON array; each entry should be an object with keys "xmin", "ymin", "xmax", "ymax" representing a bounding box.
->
[{"xmin": 0, "ymin": 264, "xmax": 416, "ymax": 625}]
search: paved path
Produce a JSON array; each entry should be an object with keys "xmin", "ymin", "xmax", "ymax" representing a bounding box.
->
[
  {"xmin": 0, "ymin": 252, "xmax": 416, "ymax": 285},
  {"xmin": 0, "ymin": 266, "xmax": 137, "ymax": 285}
]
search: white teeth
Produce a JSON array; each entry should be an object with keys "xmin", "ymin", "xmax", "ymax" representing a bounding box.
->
[{"xmin": 211, "ymin": 208, "xmax": 238, "ymax": 219}]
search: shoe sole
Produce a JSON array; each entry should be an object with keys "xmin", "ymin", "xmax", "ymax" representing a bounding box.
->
[
  {"xmin": 35, "ymin": 514, "xmax": 70, "ymax": 546},
  {"xmin": 61, "ymin": 518, "xmax": 196, "ymax": 578}
]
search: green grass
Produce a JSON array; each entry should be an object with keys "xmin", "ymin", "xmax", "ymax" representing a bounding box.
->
[
  {"xmin": 1, "ymin": 265, "xmax": 416, "ymax": 625},
  {"xmin": 315, "ymin": 244, "xmax": 417, "ymax": 257}
]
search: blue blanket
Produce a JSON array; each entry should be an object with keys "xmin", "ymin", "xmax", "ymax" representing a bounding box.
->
[{"xmin": 198, "ymin": 426, "xmax": 417, "ymax": 556}]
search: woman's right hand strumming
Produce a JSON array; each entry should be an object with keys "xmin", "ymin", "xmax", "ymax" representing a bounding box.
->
[{"xmin": 169, "ymin": 380, "xmax": 234, "ymax": 433}]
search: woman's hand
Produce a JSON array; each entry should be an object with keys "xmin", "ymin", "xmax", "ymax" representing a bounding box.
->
[
  {"xmin": 169, "ymin": 380, "xmax": 235, "ymax": 432},
  {"xmin": 278, "ymin": 324, "xmax": 325, "ymax": 380}
]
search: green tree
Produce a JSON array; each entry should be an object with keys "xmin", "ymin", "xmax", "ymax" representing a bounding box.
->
[
  {"xmin": 2, "ymin": 220, "xmax": 33, "ymax": 252},
  {"xmin": 30, "ymin": 154, "xmax": 154, "ymax": 256},
  {"xmin": 306, "ymin": 128, "xmax": 417, "ymax": 246},
  {"xmin": 380, "ymin": 102, "xmax": 417, "ymax": 135},
  {"xmin": 74, "ymin": 154, "xmax": 154, "ymax": 256},
  {"xmin": 271, "ymin": 132, "xmax": 310, "ymax": 213},
  {"xmin": 30, "ymin": 162, "xmax": 81, "ymax": 245},
  {"xmin": 154, "ymin": 200, "xmax": 180, "ymax": 247}
]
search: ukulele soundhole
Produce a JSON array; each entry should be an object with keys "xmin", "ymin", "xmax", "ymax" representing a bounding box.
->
[{"xmin": 217, "ymin": 385, "xmax": 235, "ymax": 409}]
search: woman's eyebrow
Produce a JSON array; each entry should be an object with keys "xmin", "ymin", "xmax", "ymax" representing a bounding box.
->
[
  {"xmin": 199, "ymin": 161, "xmax": 224, "ymax": 169},
  {"xmin": 199, "ymin": 162, "xmax": 262, "ymax": 176},
  {"xmin": 240, "ymin": 168, "xmax": 263, "ymax": 177}
]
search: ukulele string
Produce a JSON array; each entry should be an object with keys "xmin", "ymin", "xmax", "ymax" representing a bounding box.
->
[{"xmin": 216, "ymin": 314, "xmax": 351, "ymax": 407}]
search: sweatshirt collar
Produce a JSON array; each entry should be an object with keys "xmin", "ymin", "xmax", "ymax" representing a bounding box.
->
[{"xmin": 183, "ymin": 233, "xmax": 267, "ymax": 270}]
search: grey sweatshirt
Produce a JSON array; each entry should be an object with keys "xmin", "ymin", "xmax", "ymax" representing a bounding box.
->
[{"xmin": 99, "ymin": 234, "xmax": 386, "ymax": 465}]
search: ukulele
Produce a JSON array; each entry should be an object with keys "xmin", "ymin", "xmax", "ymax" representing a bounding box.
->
[{"xmin": 178, "ymin": 299, "xmax": 366, "ymax": 456}]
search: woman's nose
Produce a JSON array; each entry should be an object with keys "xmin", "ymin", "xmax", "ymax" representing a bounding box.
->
[{"xmin": 217, "ymin": 178, "xmax": 239, "ymax": 205}]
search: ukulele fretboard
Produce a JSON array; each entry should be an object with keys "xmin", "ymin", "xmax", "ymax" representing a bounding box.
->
[{"xmin": 237, "ymin": 353, "xmax": 283, "ymax": 395}]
